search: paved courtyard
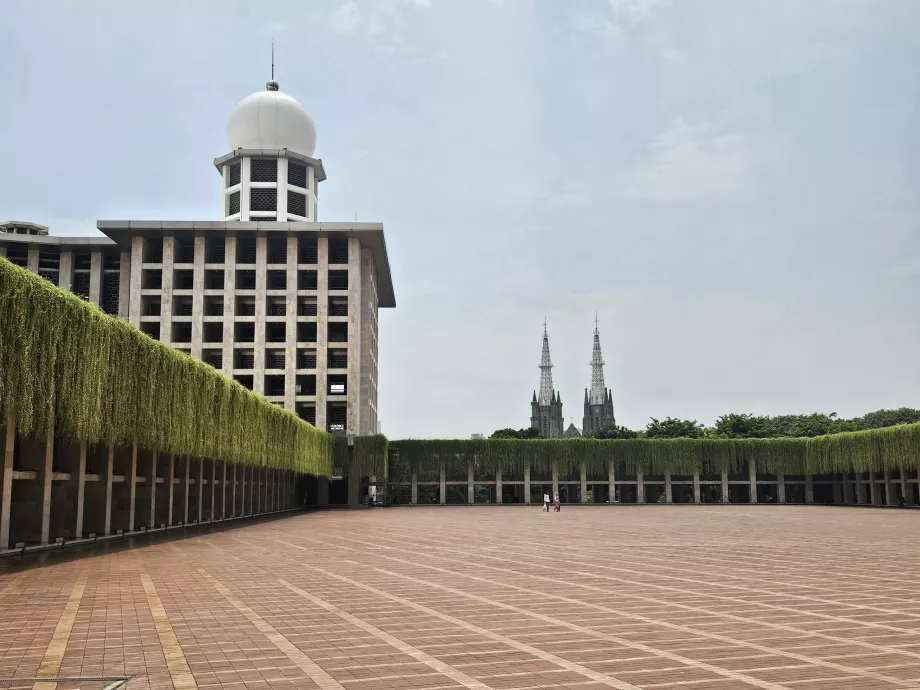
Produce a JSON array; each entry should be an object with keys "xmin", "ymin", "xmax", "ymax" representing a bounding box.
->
[{"xmin": 1, "ymin": 506, "xmax": 920, "ymax": 690}]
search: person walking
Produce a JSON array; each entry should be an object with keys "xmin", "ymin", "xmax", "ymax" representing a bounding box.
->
[
  {"xmin": 543, "ymin": 492, "xmax": 550, "ymax": 512},
  {"xmin": 553, "ymin": 491, "xmax": 561, "ymax": 512}
]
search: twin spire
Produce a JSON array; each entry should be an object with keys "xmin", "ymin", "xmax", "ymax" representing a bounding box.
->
[{"xmin": 531, "ymin": 317, "xmax": 616, "ymax": 438}]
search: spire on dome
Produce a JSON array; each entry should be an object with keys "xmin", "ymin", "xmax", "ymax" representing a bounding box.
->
[
  {"xmin": 538, "ymin": 322, "xmax": 555, "ymax": 406},
  {"xmin": 589, "ymin": 318, "xmax": 607, "ymax": 406}
]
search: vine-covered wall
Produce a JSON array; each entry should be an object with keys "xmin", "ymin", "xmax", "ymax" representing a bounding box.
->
[
  {"xmin": 0, "ymin": 257, "xmax": 332, "ymax": 475},
  {"xmin": 388, "ymin": 424, "xmax": 920, "ymax": 478}
]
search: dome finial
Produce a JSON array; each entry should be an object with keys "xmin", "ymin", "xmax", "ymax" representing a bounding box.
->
[{"xmin": 266, "ymin": 41, "xmax": 279, "ymax": 91}]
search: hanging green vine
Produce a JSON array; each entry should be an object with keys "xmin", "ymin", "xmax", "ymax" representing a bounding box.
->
[
  {"xmin": 0, "ymin": 258, "xmax": 332, "ymax": 475},
  {"xmin": 388, "ymin": 425, "xmax": 920, "ymax": 479}
]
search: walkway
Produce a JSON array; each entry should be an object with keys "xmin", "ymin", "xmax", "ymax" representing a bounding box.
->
[{"xmin": 2, "ymin": 506, "xmax": 920, "ymax": 689}]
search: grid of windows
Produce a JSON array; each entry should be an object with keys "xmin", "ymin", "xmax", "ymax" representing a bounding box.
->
[
  {"xmin": 250, "ymin": 158, "xmax": 278, "ymax": 182},
  {"xmin": 329, "ymin": 238, "xmax": 349, "ymax": 264},
  {"xmin": 288, "ymin": 162, "xmax": 307, "ymax": 188},
  {"xmin": 298, "ymin": 237, "xmax": 318, "ymax": 264},
  {"xmin": 74, "ymin": 272, "xmax": 91, "ymax": 299},
  {"xmin": 288, "ymin": 190, "xmax": 307, "ymax": 218},
  {"xmin": 228, "ymin": 162, "xmax": 241, "ymax": 187},
  {"xmin": 228, "ymin": 191, "xmax": 240, "ymax": 216},
  {"xmin": 250, "ymin": 188, "xmax": 277, "ymax": 213},
  {"xmin": 102, "ymin": 273, "xmax": 119, "ymax": 315}
]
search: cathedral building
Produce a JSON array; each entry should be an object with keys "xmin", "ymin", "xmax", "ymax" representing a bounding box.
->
[
  {"xmin": 583, "ymin": 321, "xmax": 615, "ymax": 435},
  {"xmin": 530, "ymin": 324, "xmax": 565, "ymax": 438},
  {"xmin": 527, "ymin": 320, "xmax": 616, "ymax": 438}
]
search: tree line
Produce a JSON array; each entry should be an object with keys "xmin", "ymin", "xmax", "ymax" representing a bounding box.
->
[{"xmin": 491, "ymin": 408, "xmax": 920, "ymax": 440}]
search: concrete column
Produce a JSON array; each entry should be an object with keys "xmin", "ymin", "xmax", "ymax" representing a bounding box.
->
[
  {"xmin": 209, "ymin": 458, "xmax": 216, "ymax": 520},
  {"xmin": 777, "ymin": 474, "xmax": 786, "ymax": 504},
  {"xmin": 148, "ymin": 451, "xmax": 157, "ymax": 530},
  {"xmin": 0, "ymin": 422, "xmax": 14, "ymax": 550},
  {"xmin": 551, "ymin": 460, "xmax": 559, "ymax": 499},
  {"xmin": 183, "ymin": 457, "xmax": 190, "ymax": 524},
  {"xmin": 524, "ymin": 464, "xmax": 531, "ymax": 505},
  {"xmin": 749, "ymin": 460, "xmax": 757, "ymax": 504},
  {"xmin": 806, "ymin": 475, "xmax": 815, "ymax": 504},
  {"xmin": 104, "ymin": 445, "xmax": 114, "ymax": 535},
  {"xmin": 222, "ymin": 461, "xmax": 228, "ymax": 518},
  {"xmin": 256, "ymin": 466, "xmax": 262, "ymax": 513},
  {"xmin": 496, "ymin": 469, "xmax": 503, "ymax": 505},
  {"xmin": 693, "ymin": 473, "xmax": 701, "ymax": 504},
  {"xmin": 253, "ymin": 235, "xmax": 267, "ymax": 395},
  {"xmin": 317, "ymin": 476, "xmax": 329, "ymax": 506},
  {"xmin": 664, "ymin": 472, "xmax": 672, "ymax": 504},
  {"xmin": 284, "ymin": 236, "xmax": 298, "ymax": 411},
  {"xmin": 833, "ymin": 478, "xmax": 843, "ymax": 505},
  {"xmin": 883, "ymin": 470, "xmax": 895, "ymax": 506},
  {"xmin": 128, "ymin": 238, "xmax": 143, "ymax": 326},
  {"xmin": 438, "ymin": 463, "xmax": 445, "ymax": 505},
  {"xmin": 167, "ymin": 454, "xmax": 175, "ymax": 526},
  {"xmin": 197, "ymin": 459, "xmax": 204, "ymax": 522},
  {"xmin": 843, "ymin": 474, "xmax": 854, "ymax": 504},
  {"xmin": 580, "ymin": 463, "xmax": 588, "ymax": 504},
  {"xmin": 128, "ymin": 442, "xmax": 137, "ymax": 532},
  {"xmin": 346, "ymin": 237, "xmax": 363, "ymax": 435},
  {"xmin": 231, "ymin": 463, "xmax": 237, "ymax": 517},
  {"xmin": 315, "ymin": 237, "xmax": 329, "ymax": 431},
  {"xmin": 721, "ymin": 470, "xmax": 729, "ymax": 504},
  {"xmin": 118, "ymin": 251, "xmax": 132, "ymax": 319},
  {"xmin": 40, "ymin": 426, "xmax": 54, "ymax": 544},
  {"xmin": 636, "ymin": 469, "xmax": 645, "ymax": 504},
  {"xmin": 191, "ymin": 235, "xmax": 206, "ymax": 359},
  {"xmin": 73, "ymin": 443, "xmax": 86, "ymax": 539},
  {"xmin": 901, "ymin": 469, "xmax": 913, "ymax": 507},
  {"xmin": 869, "ymin": 471, "xmax": 879, "ymax": 506},
  {"xmin": 467, "ymin": 461, "xmax": 474, "ymax": 505},
  {"xmin": 59, "ymin": 251, "xmax": 74, "ymax": 291},
  {"xmin": 160, "ymin": 236, "xmax": 175, "ymax": 343},
  {"xmin": 222, "ymin": 236, "xmax": 237, "ymax": 377},
  {"xmin": 27, "ymin": 248, "xmax": 39, "ymax": 272},
  {"xmin": 608, "ymin": 461, "xmax": 616, "ymax": 503},
  {"xmin": 89, "ymin": 250, "xmax": 103, "ymax": 308}
]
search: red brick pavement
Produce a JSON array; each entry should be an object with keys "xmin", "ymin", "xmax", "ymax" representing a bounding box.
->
[{"xmin": 2, "ymin": 506, "xmax": 920, "ymax": 689}]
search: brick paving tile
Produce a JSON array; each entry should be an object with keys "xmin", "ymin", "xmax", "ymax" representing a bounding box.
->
[{"xmin": 2, "ymin": 507, "xmax": 920, "ymax": 689}]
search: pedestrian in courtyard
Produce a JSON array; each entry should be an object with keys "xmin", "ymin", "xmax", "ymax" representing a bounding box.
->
[
  {"xmin": 543, "ymin": 492, "xmax": 550, "ymax": 511},
  {"xmin": 553, "ymin": 491, "xmax": 561, "ymax": 512}
]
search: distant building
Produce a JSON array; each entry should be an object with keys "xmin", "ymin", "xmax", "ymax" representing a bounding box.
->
[
  {"xmin": 563, "ymin": 423, "xmax": 582, "ymax": 438},
  {"xmin": 471, "ymin": 433, "xmax": 484, "ymax": 440},
  {"xmin": 582, "ymin": 321, "xmax": 615, "ymax": 436},
  {"xmin": 530, "ymin": 324, "xmax": 564, "ymax": 438}
]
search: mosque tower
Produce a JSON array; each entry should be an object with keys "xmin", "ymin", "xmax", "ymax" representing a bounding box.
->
[{"xmin": 218, "ymin": 76, "xmax": 324, "ymax": 221}]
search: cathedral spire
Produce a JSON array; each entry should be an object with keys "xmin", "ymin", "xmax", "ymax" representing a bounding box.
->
[
  {"xmin": 589, "ymin": 317, "xmax": 607, "ymax": 406},
  {"xmin": 538, "ymin": 321, "xmax": 555, "ymax": 406}
]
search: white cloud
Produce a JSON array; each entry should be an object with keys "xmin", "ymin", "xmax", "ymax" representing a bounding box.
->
[
  {"xmin": 330, "ymin": 1, "xmax": 362, "ymax": 34},
  {"xmin": 609, "ymin": 0, "xmax": 666, "ymax": 25},
  {"xmin": 329, "ymin": 0, "xmax": 431, "ymax": 36},
  {"xmin": 623, "ymin": 120, "xmax": 765, "ymax": 202},
  {"xmin": 888, "ymin": 258, "xmax": 920, "ymax": 279}
]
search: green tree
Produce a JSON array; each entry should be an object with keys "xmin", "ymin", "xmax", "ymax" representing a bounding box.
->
[
  {"xmin": 490, "ymin": 427, "xmax": 542, "ymax": 439},
  {"xmin": 645, "ymin": 417, "xmax": 705, "ymax": 438},
  {"xmin": 590, "ymin": 425, "xmax": 639, "ymax": 439},
  {"xmin": 855, "ymin": 408, "xmax": 920, "ymax": 430},
  {"xmin": 712, "ymin": 413, "xmax": 770, "ymax": 438}
]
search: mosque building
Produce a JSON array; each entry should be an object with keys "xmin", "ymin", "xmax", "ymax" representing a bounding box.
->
[{"xmin": 0, "ymin": 77, "xmax": 395, "ymax": 439}]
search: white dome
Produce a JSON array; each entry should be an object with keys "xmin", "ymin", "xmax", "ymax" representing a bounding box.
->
[{"xmin": 227, "ymin": 84, "xmax": 316, "ymax": 157}]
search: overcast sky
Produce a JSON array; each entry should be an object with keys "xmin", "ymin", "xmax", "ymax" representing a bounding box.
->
[{"xmin": 2, "ymin": 0, "xmax": 919, "ymax": 438}]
